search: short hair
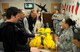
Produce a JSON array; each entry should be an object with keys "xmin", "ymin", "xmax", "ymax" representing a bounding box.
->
[{"xmin": 6, "ymin": 7, "xmax": 21, "ymax": 19}]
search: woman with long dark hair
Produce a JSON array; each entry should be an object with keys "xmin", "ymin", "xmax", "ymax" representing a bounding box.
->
[{"xmin": 34, "ymin": 9, "xmax": 43, "ymax": 33}]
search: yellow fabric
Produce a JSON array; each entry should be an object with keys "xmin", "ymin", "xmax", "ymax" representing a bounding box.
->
[
  {"xmin": 37, "ymin": 28, "xmax": 45, "ymax": 34},
  {"xmin": 29, "ymin": 28, "xmax": 56, "ymax": 49},
  {"xmin": 29, "ymin": 36, "xmax": 41, "ymax": 47}
]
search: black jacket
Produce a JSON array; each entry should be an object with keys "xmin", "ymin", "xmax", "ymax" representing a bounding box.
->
[
  {"xmin": 27, "ymin": 15, "xmax": 37, "ymax": 32},
  {"xmin": 1, "ymin": 22, "xmax": 34, "ymax": 52}
]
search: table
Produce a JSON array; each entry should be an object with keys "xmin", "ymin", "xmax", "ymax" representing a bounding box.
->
[{"xmin": 31, "ymin": 47, "xmax": 57, "ymax": 52}]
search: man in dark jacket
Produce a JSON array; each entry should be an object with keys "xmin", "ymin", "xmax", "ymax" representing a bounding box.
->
[
  {"xmin": 27, "ymin": 9, "xmax": 37, "ymax": 33},
  {"xmin": 1, "ymin": 7, "xmax": 35, "ymax": 52}
]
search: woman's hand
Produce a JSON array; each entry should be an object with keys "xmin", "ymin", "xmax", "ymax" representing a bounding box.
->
[
  {"xmin": 54, "ymin": 35, "xmax": 59, "ymax": 43},
  {"xmin": 35, "ymin": 34, "xmax": 40, "ymax": 36}
]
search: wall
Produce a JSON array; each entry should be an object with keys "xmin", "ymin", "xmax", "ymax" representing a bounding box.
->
[
  {"xmin": 0, "ymin": 0, "xmax": 26, "ymax": 13},
  {"xmin": 0, "ymin": 0, "xmax": 61, "ymax": 13},
  {"xmin": 62, "ymin": 0, "xmax": 80, "ymax": 27},
  {"xmin": 0, "ymin": 4, "xmax": 2, "ymax": 13}
]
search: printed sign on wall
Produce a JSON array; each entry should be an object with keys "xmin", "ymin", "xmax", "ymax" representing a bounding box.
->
[{"xmin": 62, "ymin": 0, "xmax": 80, "ymax": 27}]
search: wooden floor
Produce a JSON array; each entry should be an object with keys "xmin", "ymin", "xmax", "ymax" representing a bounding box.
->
[{"xmin": 73, "ymin": 39, "xmax": 80, "ymax": 48}]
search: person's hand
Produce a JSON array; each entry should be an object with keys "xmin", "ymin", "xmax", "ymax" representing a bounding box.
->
[
  {"xmin": 55, "ymin": 37, "xmax": 59, "ymax": 43},
  {"xmin": 35, "ymin": 34, "xmax": 40, "ymax": 36},
  {"xmin": 54, "ymin": 35, "xmax": 59, "ymax": 43},
  {"xmin": 54, "ymin": 34, "xmax": 58, "ymax": 37}
]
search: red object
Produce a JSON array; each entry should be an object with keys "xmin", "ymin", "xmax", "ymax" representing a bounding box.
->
[
  {"xmin": 71, "ymin": 5, "xmax": 74, "ymax": 13},
  {"xmin": 75, "ymin": 5, "xmax": 79, "ymax": 15},
  {"xmin": 69, "ymin": 5, "xmax": 71, "ymax": 12},
  {"xmin": 75, "ymin": 2, "xmax": 79, "ymax": 15}
]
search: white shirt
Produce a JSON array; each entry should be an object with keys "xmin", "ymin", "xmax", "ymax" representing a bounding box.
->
[
  {"xmin": 34, "ymin": 17, "xmax": 43, "ymax": 33},
  {"xmin": 23, "ymin": 17, "xmax": 32, "ymax": 34}
]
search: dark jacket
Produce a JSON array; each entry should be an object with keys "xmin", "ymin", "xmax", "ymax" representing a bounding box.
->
[
  {"xmin": 27, "ymin": 15, "xmax": 37, "ymax": 32},
  {"xmin": 1, "ymin": 22, "xmax": 35, "ymax": 52}
]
